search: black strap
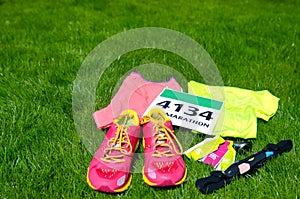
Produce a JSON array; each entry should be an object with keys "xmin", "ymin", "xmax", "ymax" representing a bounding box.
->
[{"xmin": 196, "ymin": 140, "xmax": 293, "ymax": 194}]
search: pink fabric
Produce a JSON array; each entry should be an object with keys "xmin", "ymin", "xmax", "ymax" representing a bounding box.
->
[
  {"xmin": 93, "ymin": 72, "xmax": 182, "ymax": 129},
  {"xmin": 202, "ymin": 141, "xmax": 230, "ymax": 168}
]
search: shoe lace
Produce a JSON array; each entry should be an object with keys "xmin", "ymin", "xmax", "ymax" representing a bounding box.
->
[
  {"xmin": 101, "ymin": 116, "xmax": 133, "ymax": 163},
  {"xmin": 142, "ymin": 115, "xmax": 183, "ymax": 157}
]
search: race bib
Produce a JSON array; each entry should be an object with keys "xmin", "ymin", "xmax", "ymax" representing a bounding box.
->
[{"xmin": 144, "ymin": 88, "xmax": 223, "ymax": 134}]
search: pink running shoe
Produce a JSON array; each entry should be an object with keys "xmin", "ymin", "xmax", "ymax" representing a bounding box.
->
[
  {"xmin": 142, "ymin": 108, "xmax": 187, "ymax": 187},
  {"xmin": 87, "ymin": 110, "xmax": 140, "ymax": 193}
]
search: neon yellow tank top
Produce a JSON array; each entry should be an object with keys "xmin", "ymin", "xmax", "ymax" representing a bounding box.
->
[{"xmin": 188, "ymin": 81, "xmax": 279, "ymax": 139}]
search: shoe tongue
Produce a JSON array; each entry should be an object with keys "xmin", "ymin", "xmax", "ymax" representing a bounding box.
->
[
  {"xmin": 156, "ymin": 131, "xmax": 166, "ymax": 143},
  {"xmin": 108, "ymin": 144, "xmax": 122, "ymax": 156},
  {"xmin": 156, "ymin": 140, "xmax": 165, "ymax": 144},
  {"xmin": 158, "ymin": 131, "xmax": 165, "ymax": 137},
  {"xmin": 116, "ymin": 113, "xmax": 138, "ymax": 126},
  {"xmin": 156, "ymin": 131, "xmax": 165, "ymax": 142},
  {"xmin": 155, "ymin": 131, "xmax": 171, "ymax": 152},
  {"xmin": 109, "ymin": 142, "xmax": 130, "ymax": 154},
  {"xmin": 112, "ymin": 143, "xmax": 120, "ymax": 148},
  {"xmin": 151, "ymin": 112, "xmax": 166, "ymax": 123}
]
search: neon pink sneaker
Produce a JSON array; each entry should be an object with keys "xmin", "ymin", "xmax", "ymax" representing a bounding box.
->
[
  {"xmin": 87, "ymin": 110, "xmax": 140, "ymax": 193},
  {"xmin": 142, "ymin": 108, "xmax": 187, "ymax": 187}
]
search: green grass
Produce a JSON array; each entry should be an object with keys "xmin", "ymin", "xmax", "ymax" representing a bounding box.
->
[{"xmin": 0, "ymin": 0, "xmax": 299, "ymax": 198}]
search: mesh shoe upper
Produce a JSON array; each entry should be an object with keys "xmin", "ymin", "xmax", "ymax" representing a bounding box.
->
[
  {"xmin": 87, "ymin": 110, "xmax": 140, "ymax": 193},
  {"xmin": 142, "ymin": 108, "xmax": 187, "ymax": 187}
]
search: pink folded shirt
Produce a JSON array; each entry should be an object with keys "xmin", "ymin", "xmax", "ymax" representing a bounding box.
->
[{"xmin": 93, "ymin": 72, "xmax": 182, "ymax": 129}]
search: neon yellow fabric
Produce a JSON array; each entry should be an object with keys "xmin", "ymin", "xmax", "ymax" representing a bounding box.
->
[
  {"xmin": 183, "ymin": 136, "xmax": 225, "ymax": 160},
  {"xmin": 215, "ymin": 141, "xmax": 236, "ymax": 171},
  {"xmin": 188, "ymin": 81, "xmax": 279, "ymax": 139}
]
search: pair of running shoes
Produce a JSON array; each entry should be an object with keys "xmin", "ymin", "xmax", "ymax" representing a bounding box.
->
[{"xmin": 87, "ymin": 108, "xmax": 187, "ymax": 193}]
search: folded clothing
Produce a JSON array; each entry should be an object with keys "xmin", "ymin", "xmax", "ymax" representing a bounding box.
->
[
  {"xmin": 188, "ymin": 81, "xmax": 279, "ymax": 139},
  {"xmin": 94, "ymin": 72, "xmax": 182, "ymax": 129}
]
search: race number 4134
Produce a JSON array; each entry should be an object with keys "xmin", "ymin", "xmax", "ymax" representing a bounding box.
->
[
  {"xmin": 156, "ymin": 100, "xmax": 213, "ymax": 121},
  {"xmin": 144, "ymin": 89, "xmax": 224, "ymax": 135}
]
